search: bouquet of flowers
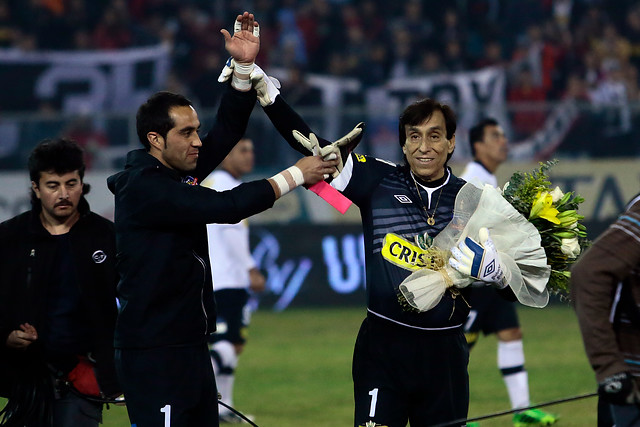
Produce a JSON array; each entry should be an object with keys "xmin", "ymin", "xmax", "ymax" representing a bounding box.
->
[
  {"xmin": 397, "ymin": 160, "xmax": 588, "ymax": 313},
  {"xmin": 501, "ymin": 160, "xmax": 589, "ymax": 297}
]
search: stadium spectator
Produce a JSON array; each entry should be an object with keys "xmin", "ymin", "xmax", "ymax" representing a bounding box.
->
[
  {"xmin": 0, "ymin": 138, "xmax": 121, "ymax": 426},
  {"xmin": 202, "ymin": 138, "xmax": 266, "ymax": 424},
  {"xmin": 507, "ymin": 65, "xmax": 548, "ymax": 139},
  {"xmin": 0, "ymin": 0, "xmax": 17, "ymax": 48}
]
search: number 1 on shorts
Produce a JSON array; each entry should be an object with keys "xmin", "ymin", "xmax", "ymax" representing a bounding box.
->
[
  {"xmin": 161, "ymin": 404, "xmax": 171, "ymax": 426},
  {"xmin": 368, "ymin": 388, "xmax": 378, "ymax": 417}
]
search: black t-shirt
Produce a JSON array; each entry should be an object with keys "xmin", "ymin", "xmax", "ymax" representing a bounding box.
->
[{"xmin": 44, "ymin": 233, "xmax": 91, "ymax": 364}]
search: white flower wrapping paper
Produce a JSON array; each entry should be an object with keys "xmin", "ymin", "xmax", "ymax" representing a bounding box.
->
[{"xmin": 399, "ymin": 183, "xmax": 551, "ymax": 312}]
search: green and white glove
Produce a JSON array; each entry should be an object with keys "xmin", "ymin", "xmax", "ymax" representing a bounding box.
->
[
  {"xmin": 218, "ymin": 60, "xmax": 281, "ymax": 106},
  {"xmin": 292, "ymin": 122, "xmax": 364, "ymax": 178},
  {"xmin": 449, "ymin": 227, "xmax": 510, "ymax": 288},
  {"xmin": 250, "ymin": 64, "xmax": 281, "ymax": 107}
]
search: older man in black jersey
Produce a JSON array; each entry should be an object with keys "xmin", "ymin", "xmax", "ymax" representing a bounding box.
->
[{"xmin": 239, "ymin": 66, "xmax": 516, "ymax": 426}]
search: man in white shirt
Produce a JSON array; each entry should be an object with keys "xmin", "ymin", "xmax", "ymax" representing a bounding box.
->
[
  {"xmin": 460, "ymin": 118, "xmax": 557, "ymax": 426},
  {"xmin": 202, "ymin": 138, "xmax": 266, "ymax": 423}
]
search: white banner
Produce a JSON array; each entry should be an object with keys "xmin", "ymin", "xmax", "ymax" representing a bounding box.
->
[{"xmin": 0, "ymin": 44, "xmax": 170, "ymax": 113}]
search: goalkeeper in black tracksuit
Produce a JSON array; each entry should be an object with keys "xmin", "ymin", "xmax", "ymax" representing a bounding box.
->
[{"xmin": 240, "ymin": 65, "xmax": 516, "ymax": 426}]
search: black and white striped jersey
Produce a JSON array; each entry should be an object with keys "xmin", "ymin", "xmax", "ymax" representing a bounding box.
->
[{"xmin": 332, "ymin": 153, "xmax": 470, "ymax": 330}]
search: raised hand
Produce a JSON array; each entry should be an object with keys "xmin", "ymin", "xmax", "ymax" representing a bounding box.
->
[{"xmin": 220, "ymin": 11, "xmax": 260, "ymax": 66}]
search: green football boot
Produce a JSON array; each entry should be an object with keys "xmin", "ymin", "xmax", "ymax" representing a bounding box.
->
[{"xmin": 513, "ymin": 408, "xmax": 558, "ymax": 426}]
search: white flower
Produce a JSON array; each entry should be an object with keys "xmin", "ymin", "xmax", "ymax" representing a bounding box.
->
[
  {"xmin": 560, "ymin": 237, "xmax": 581, "ymax": 258},
  {"xmin": 550, "ymin": 186, "xmax": 564, "ymax": 203}
]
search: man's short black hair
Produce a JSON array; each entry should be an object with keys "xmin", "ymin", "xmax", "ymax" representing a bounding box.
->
[
  {"xmin": 398, "ymin": 98, "xmax": 457, "ymax": 164},
  {"xmin": 468, "ymin": 118, "xmax": 499, "ymax": 158},
  {"xmin": 28, "ymin": 138, "xmax": 89, "ymax": 206},
  {"xmin": 28, "ymin": 138, "xmax": 86, "ymax": 183},
  {"xmin": 136, "ymin": 91, "xmax": 193, "ymax": 150}
]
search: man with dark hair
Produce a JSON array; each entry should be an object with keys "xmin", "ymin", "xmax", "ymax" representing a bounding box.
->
[
  {"xmin": 0, "ymin": 138, "xmax": 121, "ymax": 426},
  {"xmin": 460, "ymin": 119, "xmax": 557, "ymax": 426},
  {"xmin": 107, "ymin": 12, "xmax": 337, "ymax": 427},
  {"xmin": 248, "ymin": 70, "xmax": 518, "ymax": 424}
]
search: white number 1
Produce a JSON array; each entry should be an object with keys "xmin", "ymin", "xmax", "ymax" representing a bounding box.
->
[
  {"xmin": 160, "ymin": 404, "xmax": 171, "ymax": 426},
  {"xmin": 368, "ymin": 388, "xmax": 379, "ymax": 417}
]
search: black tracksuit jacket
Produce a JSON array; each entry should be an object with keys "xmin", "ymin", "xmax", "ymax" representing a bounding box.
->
[
  {"xmin": 107, "ymin": 86, "xmax": 276, "ymax": 350},
  {"xmin": 0, "ymin": 199, "xmax": 121, "ymax": 396}
]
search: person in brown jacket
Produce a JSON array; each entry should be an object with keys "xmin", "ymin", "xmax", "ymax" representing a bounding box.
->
[{"xmin": 571, "ymin": 194, "xmax": 640, "ymax": 427}]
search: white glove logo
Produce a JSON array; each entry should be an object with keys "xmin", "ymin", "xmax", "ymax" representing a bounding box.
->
[{"xmin": 449, "ymin": 227, "xmax": 509, "ymax": 288}]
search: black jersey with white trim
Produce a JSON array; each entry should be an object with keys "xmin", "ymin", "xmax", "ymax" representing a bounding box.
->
[{"xmin": 334, "ymin": 153, "xmax": 470, "ymax": 329}]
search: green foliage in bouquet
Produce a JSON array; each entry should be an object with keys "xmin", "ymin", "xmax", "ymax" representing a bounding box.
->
[{"xmin": 501, "ymin": 160, "xmax": 589, "ymax": 296}]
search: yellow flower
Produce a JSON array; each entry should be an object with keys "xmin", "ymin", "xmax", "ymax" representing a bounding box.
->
[{"xmin": 529, "ymin": 191, "xmax": 561, "ymax": 224}]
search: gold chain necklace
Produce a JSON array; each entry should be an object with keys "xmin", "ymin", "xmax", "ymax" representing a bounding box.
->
[{"xmin": 412, "ymin": 174, "xmax": 443, "ymax": 226}]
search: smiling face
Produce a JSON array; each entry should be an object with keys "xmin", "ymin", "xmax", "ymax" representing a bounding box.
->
[
  {"xmin": 32, "ymin": 170, "xmax": 83, "ymax": 224},
  {"xmin": 148, "ymin": 105, "xmax": 202, "ymax": 172},
  {"xmin": 402, "ymin": 110, "xmax": 456, "ymax": 182}
]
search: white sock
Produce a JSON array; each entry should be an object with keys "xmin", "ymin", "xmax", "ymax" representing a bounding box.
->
[
  {"xmin": 217, "ymin": 373, "xmax": 236, "ymax": 415},
  {"xmin": 498, "ymin": 340, "xmax": 530, "ymax": 409},
  {"xmin": 209, "ymin": 341, "xmax": 238, "ymax": 415}
]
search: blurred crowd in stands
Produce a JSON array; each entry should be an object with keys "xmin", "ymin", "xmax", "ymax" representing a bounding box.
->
[
  {"xmin": 1, "ymin": 0, "xmax": 640, "ymax": 165},
  {"xmin": 1, "ymin": 1, "xmax": 639, "ymax": 106}
]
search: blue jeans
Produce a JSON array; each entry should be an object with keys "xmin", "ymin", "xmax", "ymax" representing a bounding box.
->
[
  {"xmin": 609, "ymin": 403, "xmax": 640, "ymax": 427},
  {"xmin": 53, "ymin": 390, "xmax": 102, "ymax": 427}
]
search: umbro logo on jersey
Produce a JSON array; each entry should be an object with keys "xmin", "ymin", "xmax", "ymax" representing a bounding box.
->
[{"xmin": 394, "ymin": 194, "xmax": 412, "ymax": 204}]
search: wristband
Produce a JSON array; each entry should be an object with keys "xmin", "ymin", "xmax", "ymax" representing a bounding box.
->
[
  {"xmin": 234, "ymin": 62, "xmax": 255, "ymax": 75},
  {"xmin": 231, "ymin": 75, "xmax": 252, "ymax": 91},
  {"xmin": 286, "ymin": 166, "xmax": 305, "ymax": 187},
  {"xmin": 270, "ymin": 166, "xmax": 304, "ymax": 197}
]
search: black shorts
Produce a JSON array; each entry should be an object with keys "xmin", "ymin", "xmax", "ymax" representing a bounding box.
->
[
  {"xmin": 352, "ymin": 315, "xmax": 469, "ymax": 427},
  {"xmin": 115, "ymin": 344, "xmax": 218, "ymax": 427},
  {"xmin": 211, "ymin": 289, "xmax": 250, "ymax": 345},
  {"xmin": 464, "ymin": 286, "xmax": 519, "ymax": 336}
]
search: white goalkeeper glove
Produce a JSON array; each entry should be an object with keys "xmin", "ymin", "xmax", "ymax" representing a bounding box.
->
[
  {"xmin": 449, "ymin": 227, "xmax": 510, "ymax": 288},
  {"xmin": 292, "ymin": 122, "xmax": 364, "ymax": 178},
  {"xmin": 218, "ymin": 60, "xmax": 281, "ymax": 106},
  {"xmin": 250, "ymin": 64, "xmax": 281, "ymax": 107},
  {"xmin": 288, "ymin": 132, "xmax": 334, "ymax": 179}
]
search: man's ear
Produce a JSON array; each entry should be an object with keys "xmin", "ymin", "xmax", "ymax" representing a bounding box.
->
[
  {"xmin": 148, "ymin": 132, "xmax": 163, "ymax": 151},
  {"xmin": 31, "ymin": 181, "xmax": 41, "ymax": 199},
  {"xmin": 448, "ymin": 134, "xmax": 456, "ymax": 153}
]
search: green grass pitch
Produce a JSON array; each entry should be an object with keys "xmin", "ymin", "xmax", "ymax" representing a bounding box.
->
[{"xmin": 3, "ymin": 305, "xmax": 598, "ymax": 426}]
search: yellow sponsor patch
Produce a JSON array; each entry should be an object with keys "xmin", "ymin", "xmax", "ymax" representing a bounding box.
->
[
  {"xmin": 381, "ymin": 233, "xmax": 429, "ymax": 271},
  {"xmin": 381, "ymin": 233, "xmax": 448, "ymax": 272},
  {"xmin": 354, "ymin": 153, "xmax": 367, "ymax": 163}
]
